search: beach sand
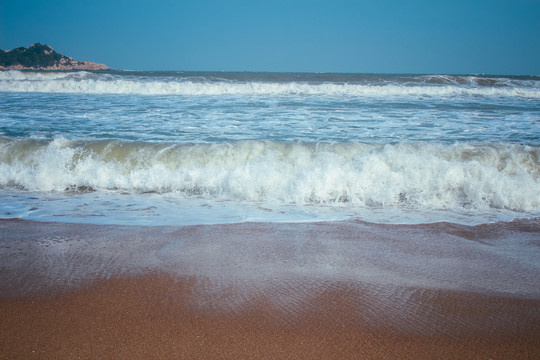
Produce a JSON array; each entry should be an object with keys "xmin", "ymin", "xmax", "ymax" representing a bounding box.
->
[{"xmin": 1, "ymin": 219, "xmax": 539, "ymax": 359}]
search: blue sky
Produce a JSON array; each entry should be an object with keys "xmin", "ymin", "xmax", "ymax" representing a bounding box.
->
[{"xmin": 1, "ymin": 0, "xmax": 539, "ymax": 74}]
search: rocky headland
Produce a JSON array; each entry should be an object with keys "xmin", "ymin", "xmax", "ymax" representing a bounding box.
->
[{"xmin": 0, "ymin": 43, "xmax": 110, "ymax": 70}]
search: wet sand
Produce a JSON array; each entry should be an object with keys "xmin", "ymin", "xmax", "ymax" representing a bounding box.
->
[{"xmin": 1, "ymin": 218, "xmax": 539, "ymax": 359}]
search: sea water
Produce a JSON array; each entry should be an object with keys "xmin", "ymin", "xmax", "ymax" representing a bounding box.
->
[{"xmin": 0, "ymin": 70, "xmax": 539, "ymax": 225}]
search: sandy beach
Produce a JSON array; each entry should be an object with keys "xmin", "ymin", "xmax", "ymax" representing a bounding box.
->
[{"xmin": 1, "ymin": 218, "xmax": 539, "ymax": 359}]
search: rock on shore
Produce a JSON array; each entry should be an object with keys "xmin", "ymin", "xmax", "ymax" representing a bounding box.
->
[{"xmin": 0, "ymin": 43, "xmax": 110, "ymax": 70}]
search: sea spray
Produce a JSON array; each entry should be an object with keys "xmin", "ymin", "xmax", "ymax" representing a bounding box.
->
[{"xmin": 1, "ymin": 138, "xmax": 538, "ymax": 213}]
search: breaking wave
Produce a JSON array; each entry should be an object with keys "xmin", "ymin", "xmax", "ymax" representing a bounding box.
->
[
  {"xmin": 1, "ymin": 137, "xmax": 538, "ymax": 214},
  {"xmin": 0, "ymin": 70, "xmax": 539, "ymax": 98}
]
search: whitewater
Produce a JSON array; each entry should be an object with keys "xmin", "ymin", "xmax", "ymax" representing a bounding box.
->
[{"xmin": 0, "ymin": 70, "xmax": 539, "ymax": 225}]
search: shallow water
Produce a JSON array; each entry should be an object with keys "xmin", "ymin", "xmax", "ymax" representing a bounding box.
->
[
  {"xmin": 1, "ymin": 218, "xmax": 539, "ymax": 298},
  {"xmin": 1, "ymin": 71, "xmax": 539, "ymax": 225}
]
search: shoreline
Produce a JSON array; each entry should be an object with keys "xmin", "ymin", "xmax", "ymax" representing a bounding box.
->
[{"xmin": 1, "ymin": 218, "xmax": 539, "ymax": 358}]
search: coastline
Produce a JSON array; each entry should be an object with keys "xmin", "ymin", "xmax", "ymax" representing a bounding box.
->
[
  {"xmin": 1, "ymin": 218, "xmax": 539, "ymax": 358},
  {"xmin": 0, "ymin": 43, "xmax": 110, "ymax": 71},
  {"xmin": 0, "ymin": 63, "xmax": 109, "ymax": 71}
]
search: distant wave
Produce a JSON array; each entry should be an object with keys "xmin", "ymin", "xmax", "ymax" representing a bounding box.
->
[
  {"xmin": 0, "ymin": 71, "xmax": 539, "ymax": 98},
  {"xmin": 1, "ymin": 137, "xmax": 538, "ymax": 214}
]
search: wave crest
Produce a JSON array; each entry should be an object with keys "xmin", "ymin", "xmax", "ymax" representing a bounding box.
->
[
  {"xmin": 1, "ymin": 138, "xmax": 538, "ymax": 213},
  {"xmin": 1, "ymin": 71, "xmax": 539, "ymax": 98}
]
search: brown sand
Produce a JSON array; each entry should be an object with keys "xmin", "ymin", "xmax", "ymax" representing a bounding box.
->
[
  {"xmin": 1, "ymin": 219, "xmax": 539, "ymax": 359},
  {"xmin": 1, "ymin": 273, "xmax": 539, "ymax": 359}
]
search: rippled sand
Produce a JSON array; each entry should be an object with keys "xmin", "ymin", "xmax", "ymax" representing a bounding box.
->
[{"xmin": 1, "ymin": 219, "xmax": 539, "ymax": 359}]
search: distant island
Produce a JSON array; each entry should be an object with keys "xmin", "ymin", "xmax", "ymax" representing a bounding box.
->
[{"xmin": 0, "ymin": 43, "xmax": 110, "ymax": 70}]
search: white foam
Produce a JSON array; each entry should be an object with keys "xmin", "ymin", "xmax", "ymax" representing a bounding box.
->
[
  {"xmin": 0, "ymin": 71, "xmax": 539, "ymax": 98},
  {"xmin": 1, "ymin": 138, "xmax": 538, "ymax": 216}
]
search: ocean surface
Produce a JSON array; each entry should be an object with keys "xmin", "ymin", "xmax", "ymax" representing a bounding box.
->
[{"xmin": 0, "ymin": 70, "xmax": 539, "ymax": 225}]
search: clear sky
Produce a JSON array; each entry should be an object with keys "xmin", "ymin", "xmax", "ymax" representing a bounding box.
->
[{"xmin": 1, "ymin": 0, "xmax": 539, "ymax": 74}]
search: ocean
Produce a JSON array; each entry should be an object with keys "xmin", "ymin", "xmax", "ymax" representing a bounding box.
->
[{"xmin": 0, "ymin": 70, "xmax": 539, "ymax": 226}]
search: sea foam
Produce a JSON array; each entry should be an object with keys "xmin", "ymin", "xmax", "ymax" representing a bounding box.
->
[
  {"xmin": 1, "ymin": 71, "xmax": 539, "ymax": 98},
  {"xmin": 1, "ymin": 138, "xmax": 538, "ymax": 214}
]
